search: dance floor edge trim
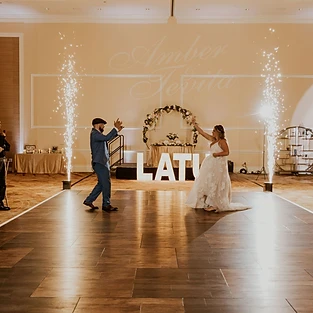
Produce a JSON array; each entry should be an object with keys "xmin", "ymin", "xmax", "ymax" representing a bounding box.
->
[{"xmin": 0, "ymin": 190, "xmax": 65, "ymax": 228}]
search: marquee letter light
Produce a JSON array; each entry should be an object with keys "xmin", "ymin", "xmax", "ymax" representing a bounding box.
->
[
  {"xmin": 155, "ymin": 153, "xmax": 176, "ymax": 181},
  {"xmin": 192, "ymin": 153, "xmax": 200, "ymax": 178},
  {"xmin": 173, "ymin": 153, "xmax": 192, "ymax": 181},
  {"xmin": 137, "ymin": 153, "xmax": 153, "ymax": 181}
]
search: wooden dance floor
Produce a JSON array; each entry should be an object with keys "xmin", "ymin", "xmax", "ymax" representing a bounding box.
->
[{"xmin": 1, "ymin": 189, "xmax": 313, "ymax": 312}]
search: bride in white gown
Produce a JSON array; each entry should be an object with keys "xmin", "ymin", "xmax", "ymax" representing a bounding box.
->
[{"xmin": 186, "ymin": 119, "xmax": 249, "ymax": 213}]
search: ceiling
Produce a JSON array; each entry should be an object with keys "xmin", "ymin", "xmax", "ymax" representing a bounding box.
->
[{"xmin": 1, "ymin": 0, "xmax": 313, "ymax": 23}]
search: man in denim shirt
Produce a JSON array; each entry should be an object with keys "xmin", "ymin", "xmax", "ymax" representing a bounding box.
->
[{"xmin": 83, "ymin": 117, "xmax": 123, "ymax": 211}]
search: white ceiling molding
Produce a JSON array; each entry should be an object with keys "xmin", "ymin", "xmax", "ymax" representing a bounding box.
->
[
  {"xmin": 177, "ymin": 16, "xmax": 313, "ymax": 24},
  {"xmin": 0, "ymin": 15, "xmax": 169, "ymax": 24},
  {"xmin": 1, "ymin": 0, "xmax": 313, "ymax": 24}
]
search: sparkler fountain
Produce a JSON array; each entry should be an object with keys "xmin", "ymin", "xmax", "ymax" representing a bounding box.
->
[
  {"xmin": 260, "ymin": 29, "xmax": 284, "ymax": 192},
  {"xmin": 57, "ymin": 33, "xmax": 80, "ymax": 190}
]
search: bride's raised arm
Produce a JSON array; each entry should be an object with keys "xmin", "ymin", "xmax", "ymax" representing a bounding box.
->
[{"xmin": 192, "ymin": 117, "xmax": 215, "ymax": 142}]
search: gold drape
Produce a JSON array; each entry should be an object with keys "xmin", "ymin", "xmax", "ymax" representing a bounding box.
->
[{"xmin": 14, "ymin": 154, "xmax": 66, "ymax": 174}]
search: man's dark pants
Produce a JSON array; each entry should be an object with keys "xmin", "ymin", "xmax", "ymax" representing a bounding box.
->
[
  {"xmin": 85, "ymin": 162, "xmax": 111, "ymax": 207},
  {"xmin": 0, "ymin": 160, "xmax": 6, "ymax": 205}
]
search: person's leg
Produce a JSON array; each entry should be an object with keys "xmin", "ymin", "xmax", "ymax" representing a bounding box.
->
[
  {"xmin": 84, "ymin": 163, "xmax": 103, "ymax": 206},
  {"xmin": 100, "ymin": 162, "xmax": 118, "ymax": 211},
  {"xmin": 0, "ymin": 161, "xmax": 9, "ymax": 210},
  {"xmin": 0, "ymin": 162, "xmax": 5, "ymax": 203},
  {"xmin": 101, "ymin": 162, "xmax": 111, "ymax": 207}
]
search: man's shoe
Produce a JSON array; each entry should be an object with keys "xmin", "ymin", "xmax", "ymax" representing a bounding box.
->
[
  {"xmin": 0, "ymin": 205, "xmax": 10, "ymax": 211},
  {"xmin": 102, "ymin": 204, "xmax": 118, "ymax": 212},
  {"xmin": 83, "ymin": 200, "xmax": 99, "ymax": 210}
]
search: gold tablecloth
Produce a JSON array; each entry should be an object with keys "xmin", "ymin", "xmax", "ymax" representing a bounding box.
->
[
  {"xmin": 14, "ymin": 153, "xmax": 66, "ymax": 174},
  {"xmin": 148, "ymin": 145, "xmax": 194, "ymax": 167}
]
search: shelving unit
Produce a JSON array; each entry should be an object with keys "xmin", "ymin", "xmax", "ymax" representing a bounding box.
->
[{"xmin": 276, "ymin": 126, "xmax": 313, "ymax": 174}]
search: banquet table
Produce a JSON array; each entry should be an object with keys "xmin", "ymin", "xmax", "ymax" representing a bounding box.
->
[{"xmin": 14, "ymin": 153, "xmax": 66, "ymax": 174}]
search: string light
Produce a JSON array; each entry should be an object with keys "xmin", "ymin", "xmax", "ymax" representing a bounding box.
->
[{"xmin": 260, "ymin": 29, "xmax": 285, "ymax": 183}]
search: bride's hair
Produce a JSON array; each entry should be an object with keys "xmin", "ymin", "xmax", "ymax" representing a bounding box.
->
[{"xmin": 214, "ymin": 125, "xmax": 225, "ymax": 139}]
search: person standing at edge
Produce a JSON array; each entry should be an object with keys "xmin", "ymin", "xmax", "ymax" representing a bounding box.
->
[
  {"xmin": 0, "ymin": 129, "xmax": 11, "ymax": 211},
  {"xmin": 83, "ymin": 117, "xmax": 124, "ymax": 212}
]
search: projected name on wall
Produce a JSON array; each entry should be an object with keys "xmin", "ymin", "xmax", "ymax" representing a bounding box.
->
[
  {"xmin": 137, "ymin": 152, "xmax": 209, "ymax": 181},
  {"xmin": 109, "ymin": 35, "xmax": 232, "ymax": 100}
]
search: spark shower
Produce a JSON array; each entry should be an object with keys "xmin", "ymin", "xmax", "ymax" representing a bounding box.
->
[{"xmin": 57, "ymin": 32, "xmax": 81, "ymax": 183}]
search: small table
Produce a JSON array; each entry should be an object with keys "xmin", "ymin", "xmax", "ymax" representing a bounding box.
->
[
  {"xmin": 14, "ymin": 153, "xmax": 66, "ymax": 174},
  {"xmin": 148, "ymin": 145, "xmax": 195, "ymax": 167}
]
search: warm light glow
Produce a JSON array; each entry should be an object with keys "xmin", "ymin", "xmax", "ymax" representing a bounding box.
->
[
  {"xmin": 252, "ymin": 196, "xmax": 279, "ymax": 269},
  {"xmin": 57, "ymin": 33, "xmax": 80, "ymax": 181},
  {"xmin": 260, "ymin": 29, "xmax": 285, "ymax": 183}
]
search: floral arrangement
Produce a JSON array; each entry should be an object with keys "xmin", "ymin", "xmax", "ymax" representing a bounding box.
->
[
  {"xmin": 142, "ymin": 104, "xmax": 198, "ymax": 147},
  {"xmin": 151, "ymin": 142, "xmax": 194, "ymax": 147},
  {"xmin": 166, "ymin": 133, "xmax": 179, "ymax": 141}
]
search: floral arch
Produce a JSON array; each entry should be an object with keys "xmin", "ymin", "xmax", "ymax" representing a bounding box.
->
[{"xmin": 142, "ymin": 105, "xmax": 198, "ymax": 147}]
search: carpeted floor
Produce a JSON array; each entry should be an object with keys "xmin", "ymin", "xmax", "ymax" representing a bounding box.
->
[{"xmin": 1, "ymin": 172, "xmax": 313, "ymax": 225}]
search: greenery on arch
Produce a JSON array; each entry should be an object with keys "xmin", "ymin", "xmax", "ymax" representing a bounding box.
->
[{"xmin": 142, "ymin": 104, "xmax": 198, "ymax": 147}]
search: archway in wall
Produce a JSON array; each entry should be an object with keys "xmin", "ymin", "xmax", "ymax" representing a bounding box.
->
[{"xmin": 291, "ymin": 84, "xmax": 313, "ymax": 129}]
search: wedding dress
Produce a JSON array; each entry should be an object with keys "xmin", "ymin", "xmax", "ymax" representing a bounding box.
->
[{"xmin": 186, "ymin": 141, "xmax": 249, "ymax": 212}]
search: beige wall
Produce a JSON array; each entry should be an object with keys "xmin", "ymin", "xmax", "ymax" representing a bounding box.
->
[
  {"xmin": 0, "ymin": 23, "xmax": 312, "ymax": 172},
  {"xmin": 0, "ymin": 36, "xmax": 19, "ymax": 159}
]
